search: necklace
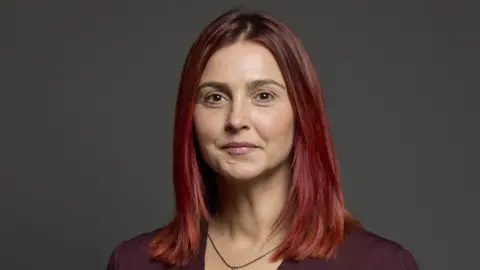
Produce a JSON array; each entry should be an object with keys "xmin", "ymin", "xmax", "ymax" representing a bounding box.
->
[{"xmin": 207, "ymin": 233, "xmax": 281, "ymax": 269}]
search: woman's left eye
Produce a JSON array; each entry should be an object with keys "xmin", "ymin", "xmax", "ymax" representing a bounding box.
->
[{"xmin": 254, "ymin": 92, "xmax": 274, "ymax": 101}]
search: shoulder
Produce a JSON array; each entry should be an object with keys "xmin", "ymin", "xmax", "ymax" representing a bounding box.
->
[
  {"xmin": 106, "ymin": 228, "xmax": 165, "ymax": 270},
  {"xmin": 332, "ymin": 226, "xmax": 419, "ymax": 270}
]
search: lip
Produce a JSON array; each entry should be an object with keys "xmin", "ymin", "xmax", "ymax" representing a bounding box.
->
[{"xmin": 220, "ymin": 141, "xmax": 259, "ymax": 155}]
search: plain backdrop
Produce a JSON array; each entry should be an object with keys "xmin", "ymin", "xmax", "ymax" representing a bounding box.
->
[{"xmin": 2, "ymin": 1, "xmax": 479, "ymax": 269}]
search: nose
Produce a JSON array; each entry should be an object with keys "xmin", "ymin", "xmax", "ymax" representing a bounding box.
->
[{"xmin": 225, "ymin": 99, "xmax": 250, "ymax": 133}]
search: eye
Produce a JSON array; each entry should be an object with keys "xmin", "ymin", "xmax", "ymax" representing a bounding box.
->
[
  {"xmin": 204, "ymin": 93, "xmax": 227, "ymax": 104},
  {"xmin": 254, "ymin": 91, "xmax": 275, "ymax": 102}
]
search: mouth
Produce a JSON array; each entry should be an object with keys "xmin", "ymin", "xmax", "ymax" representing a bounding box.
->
[{"xmin": 220, "ymin": 141, "xmax": 259, "ymax": 155}]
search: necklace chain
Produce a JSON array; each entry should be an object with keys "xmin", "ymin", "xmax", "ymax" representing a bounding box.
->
[{"xmin": 207, "ymin": 233, "xmax": 281, "ymax": 269}]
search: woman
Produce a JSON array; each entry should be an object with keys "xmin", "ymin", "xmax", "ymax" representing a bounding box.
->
[{"xmin": 107, "ymin": 8, "xmax": 419, "ymax": 270}]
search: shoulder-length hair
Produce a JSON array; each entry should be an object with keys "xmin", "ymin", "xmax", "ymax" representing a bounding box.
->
[{"xmin": 148, "ymin": 7, "xmax": 359, "ymax": 266}]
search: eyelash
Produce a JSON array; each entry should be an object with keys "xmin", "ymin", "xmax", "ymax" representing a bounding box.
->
[
  {"xmin": 204, "ymin": 91, "xmax": 275, "ymax": 104},
  {"xmin": 204, "ymin": 93, "xmax": 225, "ymax": 103},
  {"xmin": 255, "ymin": 92, "xmax": 274, "ymax": 101}
]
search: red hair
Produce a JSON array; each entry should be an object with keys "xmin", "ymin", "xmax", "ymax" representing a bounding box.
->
[{"xmin": 148, "ymin": 7, "xmax": 359, "ymax": 266}]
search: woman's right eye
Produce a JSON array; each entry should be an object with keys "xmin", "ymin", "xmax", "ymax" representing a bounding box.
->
[{"xmin": 204, "ymin": 93, "xmax": 226, "ymax": 103}]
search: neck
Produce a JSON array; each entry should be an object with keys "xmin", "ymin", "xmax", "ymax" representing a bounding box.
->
[{"xmin": 211, "ymin": 163, "xmax": 291, "ymax": 247}]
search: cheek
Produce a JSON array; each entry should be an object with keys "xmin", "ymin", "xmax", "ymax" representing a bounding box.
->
[
  {"xmin": 252, "ymin": 107, "xmax": 294, "ymax": 141},
  {"xmin": 193, "ymin": 108, "xmax": 225, "ymax": 144}
]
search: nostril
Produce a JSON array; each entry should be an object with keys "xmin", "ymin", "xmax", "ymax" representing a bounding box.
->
[
  {"xmin": 225, "ymin": 122, "xmax": 249, "ymax": 133},
  {"xmin": 225, "ymin": 123, "xmax": 239, "ymax": 133}
]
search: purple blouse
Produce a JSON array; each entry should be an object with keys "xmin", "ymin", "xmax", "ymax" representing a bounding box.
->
[{"xmin": 107, "ymin": 226, "xmax": 419, "ymax": 270}]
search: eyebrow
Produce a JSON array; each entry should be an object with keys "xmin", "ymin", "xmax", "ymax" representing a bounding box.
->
[{"xmin": 197, "ymin": 79, "xmax": 286, "ymax": 92}]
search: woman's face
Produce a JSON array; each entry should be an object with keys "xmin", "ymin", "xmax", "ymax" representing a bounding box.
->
[{"xmin": 193, "ymin": 41, "xmax": 295, "ymax": 181}]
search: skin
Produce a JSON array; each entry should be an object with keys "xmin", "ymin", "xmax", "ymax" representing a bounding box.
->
[
  {"xmin": 194, "ymin": 41, "xmax": 294, "ymax": 183},
  {"xmin": 193, "ymin": 41, "xmax": 295, "ymax": 270}
]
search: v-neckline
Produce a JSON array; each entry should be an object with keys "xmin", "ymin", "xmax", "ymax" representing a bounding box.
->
[{"xmin": 192, "ymin": 229, "xmax": 296, "ymax": 270}]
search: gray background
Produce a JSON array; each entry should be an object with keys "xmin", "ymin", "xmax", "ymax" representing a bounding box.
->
[{"xmin": 2, "ymin": 1, "xmax": 479, "ymax": 269}]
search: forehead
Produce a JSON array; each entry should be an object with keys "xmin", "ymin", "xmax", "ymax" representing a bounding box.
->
[{"xmin": 200, "ymin": 41, "xmax": 285, "ymax": 85}]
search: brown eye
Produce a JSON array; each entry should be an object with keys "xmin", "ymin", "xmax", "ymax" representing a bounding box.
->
[
  {"xmin": 205, "ymin": 93, "xmax": 226, "ymax": 104},
  {"xmin": 254, "ymin": 91, "xmax": 274, "ymax": 102}
]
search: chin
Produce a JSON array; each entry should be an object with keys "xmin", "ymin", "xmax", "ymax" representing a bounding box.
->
[
  {"xmin": 224, "ymin": 172, "xmax": 261, "ymax": 182},
  {"xmin": 219, "ymin": 165, "xmax": 265, "ymax": 182}
]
